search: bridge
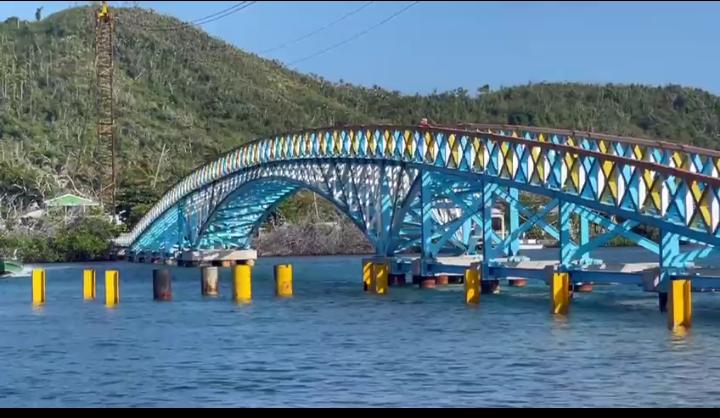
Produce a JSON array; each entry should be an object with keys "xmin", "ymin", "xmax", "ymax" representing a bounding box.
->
[{"xmin": 116, "ymin": 123, "xmax": 720, "ymax": 310}]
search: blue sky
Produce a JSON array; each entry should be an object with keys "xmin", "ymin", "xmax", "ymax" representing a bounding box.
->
[{"xmin": 2, "ymin": 1, "xmax": 719, "ymax": 95}]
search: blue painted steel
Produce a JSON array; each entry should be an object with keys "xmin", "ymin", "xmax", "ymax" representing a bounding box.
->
[{"xmin": 119, "ymin": 124, "xmax": 720, "ymax": 288}]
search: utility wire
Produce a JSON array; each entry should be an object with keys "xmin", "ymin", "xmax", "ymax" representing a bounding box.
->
[
  {"xmin": 287, "ymin": 1, "xmax": 420, "ymax": 66},
  {"xmin": 122, "ymin": 2, "xmax": 246, "ymax": 28},
  {"xmin": 188, "ymin": 1, "xmax": 250, "ymax": 24},
  {"xmin": 149, "ymin": 1, "xmax": 256, "ymax": 31},
  {"xmin": 259, "ymin": 1, "xmax": 374, "ymax": 55},
  {"xmin": 124, "ymin": 1, "xmax": 255, "ymax": 31}
]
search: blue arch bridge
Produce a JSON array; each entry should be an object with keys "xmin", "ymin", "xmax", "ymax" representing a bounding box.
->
[{"xmin": 116, "ymin": 123, "xmax": 720, "ymax": 315}]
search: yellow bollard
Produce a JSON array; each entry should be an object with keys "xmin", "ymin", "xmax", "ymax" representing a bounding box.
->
[
  {"xmin": 372, "ymin": 262, "xmax": 389, "ymax": 295},
  {"xmin": 232, "ymin": 264, "xmax": 252, "ymax": 302},
  {"xmin": 551, "ymin": 272, "xmax": 570, "ymax": 315},
  {"xmin": 362, "ymin": 260, "xmax": 372, "ymax": 291},
  {"xmin": 464, "ymin": 268, "xmax": 480, "ymax": 304},
  {"xmin": 668, "ymin": 279, "xmax": 692, "ymax": 330},
  {"xmin": 83, "ymin": 269, "xmax": 96, "ymax": 301},
  {"xmin": 105, "ymin": 270, "xmax": 119, "ymax": 306},
  {"xmin": 275, "ymin": 264, "xmax": 293, "ymax": 297},
  {"xmin": 32, "ymin": 268, "xmax": 46, "ymax": 305}
]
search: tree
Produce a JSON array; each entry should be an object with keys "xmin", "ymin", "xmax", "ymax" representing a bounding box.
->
[
  {"xmin": 35, "ymin": 7, "xmax": 43, "ymax": 22},
  {"xmin": 477, "ymin": 84, "xmax": 490, "ymax": 96}
]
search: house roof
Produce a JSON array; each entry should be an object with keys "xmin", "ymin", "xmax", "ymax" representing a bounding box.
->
[{"xmin": 44, "ymin": 193, "xmax": 98, "ymax": 207}]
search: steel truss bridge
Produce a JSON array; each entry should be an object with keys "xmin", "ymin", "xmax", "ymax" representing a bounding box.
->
[{"xmin": 116, "ymin": 124, "xmax": 720, "ymax": 288}]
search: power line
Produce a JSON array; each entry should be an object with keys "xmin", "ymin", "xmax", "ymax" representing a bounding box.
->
[
  {"xmin": 287, "ymin": 1, "xmax": 420, "ymax": 66},
  {"xmin": 148, "ymin": 1, "xmax": 256, "ymax": 31},
  {"xmin": 188, "ymin": 1, "xmax": 249, "ymax": 24},
  {"xmin": 124, "ymin": 1, "xmax": 255, "ymax": 31},
  {"xmin": 259, "ymin": 1, "xmax": 374, "ymax": 55},
  {"xmin": 123, "ymin": 2, "xmax": 246, "ymax": 29}
]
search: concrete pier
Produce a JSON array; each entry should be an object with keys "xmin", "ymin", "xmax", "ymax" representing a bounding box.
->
[
  {"xmin": 481, "ymin": 279, "xmax": 500, "ymax": 294},
  {"xmin": 201, "ymin": 267, "xmax": 220, "ymax": 296},
  {"xmin": 178, "ymin": 249, "xmax": 257, "ymax": 268},
  {"xmin": 153, "ymin": 269, "xmax": 172, "ymax": 301}
]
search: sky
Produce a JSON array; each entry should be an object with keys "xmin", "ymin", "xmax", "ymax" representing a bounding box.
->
[{"xmin": 1, "ymin": 1, "xmax": 719, "ymax": 95}]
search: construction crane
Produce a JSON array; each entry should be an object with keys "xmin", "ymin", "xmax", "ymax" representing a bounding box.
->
[{"xmin": 95, "ymin": 1, "xmax": 117, "ymax": 217}]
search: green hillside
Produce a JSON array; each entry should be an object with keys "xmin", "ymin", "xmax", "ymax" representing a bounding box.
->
[{"xmin": 1, "ymin": 5, "xmax": 719, "ymax": 230}]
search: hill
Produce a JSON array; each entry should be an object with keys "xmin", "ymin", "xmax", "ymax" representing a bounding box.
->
[{"xmin": 1, "ymin": 5, "xmax": 719, "ymax": 230}]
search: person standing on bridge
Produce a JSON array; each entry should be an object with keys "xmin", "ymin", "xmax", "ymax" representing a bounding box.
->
[{"xmin": 419, "ymin": 117, "xmax": 437, "ymax": 128}]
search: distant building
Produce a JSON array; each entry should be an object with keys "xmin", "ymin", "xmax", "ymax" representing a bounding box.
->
[
  {"xmin": 21, "ymin": 193, "xmax": 99, "ymax": 222},
  {"xmin": 44, "ymin": 193, "xmax": 99, "ymax": 214}
]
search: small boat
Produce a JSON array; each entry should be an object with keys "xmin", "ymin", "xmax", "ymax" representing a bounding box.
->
[{"xmin": 0, "ymin": 250, "xmax": 24, "ymax": 277}]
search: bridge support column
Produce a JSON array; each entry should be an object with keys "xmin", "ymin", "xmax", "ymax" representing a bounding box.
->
[
  {"xmin": 508, "ymin": 278, "xmax": 527, "ymax": 287},
  {"xmin": 659, "ymin": 231, "xmax": 681, "ymax": 293},
  {"xmin": 362, "ymin": 260, "xmax": 373, "ymax": 291},
  {"xmin": 153, "ymin": 269, "xmax": 172, "ymax": 301},
  {"xmin": 274, "ymin": 264, "xmax": 293, "ymax": 297},
  {"xmin": 83, "ymin": 269, "xmax": 96, "ymax": 301},
  {"xmin": 482, "ymin": 181, "xmax": 499, "ymax": 269},
  {"xmin": 105, "ymin": 270, "xmax": 120, "ymax": 307},
  {"xmin": 668, "ymin": 279, "xmax": 692, "ymax": 330},
  {"xmin": 573, "ymin": 282, "xmax": 593, "ymax": 293},
  {"xmin": 419, "ymin": 171, "xmax": 434, "ymax": 277},
  {"xmin": 32, "ymin": 268, "xmax": 46, "ymax": 305},
  {"xmin": 464, "ymin": 268, "xmax": 480, "ymax": 304},
  {"xmin": 201, "ymin": 266, "xmax": 219, "ymax": 296},
  {"xmin": 579, "ymin": 215, "xmax": 590, "ymax": 263},
  {"xmin": 388, "ymin": 274, "xmax": 406, "ymax": 286},
  {"xmin": 559, "ymin": 201, "xmax": 575, "ymax": 268},
  {"xmin": 550, "ymin": 271, "xmax": 570, "ymax": 315},
  {"xmin": 232, "ymin": 265, "xmax": 252, "ymax": 302},
  {"xmin": 481, "ymin": 279, "xmax": 500, "ymax": 294},
  {"xmin": 372, "ymin": 262, "xmax": 389, "ymax": 295},
  {"xmin": 658, "ymin": 292, "xmax": 668, "ymax": 313},
  {"xmin": 418, "ymin": 277, "xmax": 437, "ymax": 289},
  {"xmin": 448, "ymin": 275, "xmax": 463, "ymax": 284},
  {"xmin": 508, "ymin": 188, "xmax": 520, "ymax": 257}
]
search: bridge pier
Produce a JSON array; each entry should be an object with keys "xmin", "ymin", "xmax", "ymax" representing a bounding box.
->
[
  {"xmin": 152, "ymin": 269, "xmax": 172, "ymax": 301},
  {"xmin": 464, "ymin": 268, "xmax": 480, "ymax": 304},
  {"xmin": 361, "ymin": 257, "xmax": 390, "ymax": 294},
  {"xmin": 232, "ymin": 265, "xmax": 252, "ymax": 302},
  {"xmin": 550, "ymin": 271, "xmax": 570, "ymax": 315},
  {"xmin": 105, "ymin": 270, "xmax": 120, "ymax": 307},
  {"xmin": 373, "ymin": 263, "xmax": 389, "ymax": 295},
  {"xmin": 668, "ymin": 279, "xmax": 692, "ymax": 330},
  {"xmin": 388, "ymin": 273, "xmax": 406, "ymax": 287},
  {"xmin": 201, "ymin": 267, "xmax": 220, "ymax": 296},
  {"xmin": 416, "ymin": 276, "xmax": 437, "ymax": 289},
  {"xmin": 83, "ymin": 269, "xmax": 96, "ymax": 301},
  {"xmin": 573, "ymin": 282, "xmax": 593, "ymax": 293},
  {"xmin": 179, "ymin": 249, "xmax": 257, "ymax": 268},
  {"xmin": 481, "ymin": 279, "xmax": 500, "ymax": 294},
  {"xmin": 448, "ymin": 275, "xmax": 463, "ymax": 284},
  {"xmin": 658, "ymin": 292, "xmax": 668, "ymax": 313},
  {"xmin": 274, "ymin": 264, "xmax": 293, "ymax": 297},
  {"xmin": 362, "ymin": 260, "xmax": 372, "ymax": 291}
]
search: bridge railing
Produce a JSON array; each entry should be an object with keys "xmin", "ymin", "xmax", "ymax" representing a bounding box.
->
[{"xmin": 455, "ymin": 123, "xmax": 720, "ymax": 176}]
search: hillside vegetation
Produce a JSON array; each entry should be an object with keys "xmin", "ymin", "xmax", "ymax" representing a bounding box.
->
[{"xmin": 0, "ymin": 6, "xmax": 719, "ymax": 259}]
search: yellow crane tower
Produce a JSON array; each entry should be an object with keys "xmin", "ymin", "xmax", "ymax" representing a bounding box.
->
[{"xmin": 95, "ymin": 1, "xmax": 117, "ymax": 216}]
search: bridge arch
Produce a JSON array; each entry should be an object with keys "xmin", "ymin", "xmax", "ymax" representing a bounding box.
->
[{"xmin": 120, "ymin": 124, "xmax": 720, "ymax": 272}]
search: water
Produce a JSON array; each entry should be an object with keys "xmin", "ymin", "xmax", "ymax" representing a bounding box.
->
[{"xmin": 2, "ymin": 254, "xmax": 720, "ymax": 407}]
